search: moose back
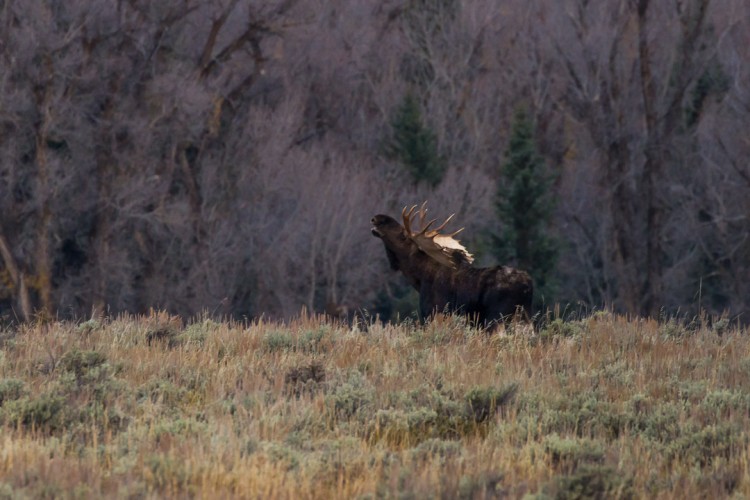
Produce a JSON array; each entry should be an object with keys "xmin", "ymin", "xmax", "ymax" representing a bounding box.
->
[{"xmin": 371, "ymin": 204, "xmax": 532, "ymax": 327}]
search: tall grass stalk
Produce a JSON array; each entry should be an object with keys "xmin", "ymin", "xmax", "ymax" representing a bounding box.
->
[{"xmin": 0, "ymin": 311, "xmax": 748, "ymax": 498}]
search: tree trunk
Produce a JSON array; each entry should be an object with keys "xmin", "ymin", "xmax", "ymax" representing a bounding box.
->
[
  {"xmin": 636, "ymin": 0, "xmax": 663, "ymax": 317},
  {"xmin": 33, "ymin": 84, "xmax": 54, "ymax": 316},
  {"xmin": 0, "ymin": 232, "xmax": 31, "ymax": 321}
]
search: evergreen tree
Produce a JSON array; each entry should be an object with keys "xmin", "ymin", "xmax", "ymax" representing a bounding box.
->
[
  {"xmin": 494, "ymin": 109, "xmax": 558, "ymax": 305},
  {"xmin": 388, "ymin": 92, "xmax": 445, "ymax": 186}
]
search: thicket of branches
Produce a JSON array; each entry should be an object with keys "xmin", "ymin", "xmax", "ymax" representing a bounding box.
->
[{"xmin": 1, "ymin": 0, "xmax": 748, "ymax": 322}]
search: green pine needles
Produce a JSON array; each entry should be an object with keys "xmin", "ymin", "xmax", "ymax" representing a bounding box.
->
[
  {"xmin": 494, "ymin": 109, "xmax": 559, "ymax": 305},
  {"xmin": 388, "ymin": 92, "xmax": 446, "ymax": 186}
]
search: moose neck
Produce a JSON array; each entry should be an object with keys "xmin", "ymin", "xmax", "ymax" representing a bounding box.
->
[{"xmin": 396, "ymin": 247, "xmax": 450, "ymax": 290}]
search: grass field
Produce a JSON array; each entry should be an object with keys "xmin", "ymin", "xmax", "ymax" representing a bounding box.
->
[{"xmin": 0, "ymin": 311, "xmax": 748, "ymax": 498}]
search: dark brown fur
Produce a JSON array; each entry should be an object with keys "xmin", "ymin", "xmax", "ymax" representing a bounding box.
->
[{"xmin": 371, "ymin": 214, "xmax": 532, "ymax": 327}]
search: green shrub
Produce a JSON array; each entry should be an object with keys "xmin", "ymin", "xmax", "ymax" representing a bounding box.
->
[
  {"xmin": 0, "ymin": 379, "xmax": 25, "ymax": 406},
  {"xmin": 372, "ymin": 385, "xmax": 518, "ymax": 443},
  {"xmin": 262, "ymin": 330, "xmax": 295, "ymax": 353},
  {"xmin": 0, "ymin": 483, "xmax": 14, "ymax": 500},
  {"xmin": 316, "ymin": 437, "xmax": 366, "ymax": 477},
  {"xmin": 660, "ymin": 319, "xmax": 692, "ymax": 339},
  {"xmin": 593, "ymin": 360, "xmax": 634, "ymax": 387},
  {"xmin": 75, "ymin": 319, "xmax": 102, "ymax": 334},
  {"xmin": 540, "ymin": 392, "xmax": 627, "ymax": 439},
  {"xmin": 145, "ymin": 326, "xmax": 181, "ymax": 347},
  {"xmin": 464, "ymin": 384, "xmax": 518, "ymax": 423},
  {"xmin": 629, "ymin": 401, "xmax": 683, "ymax": 443},
  {"xmin": 175, "ymin": 320, "xmax": 216, "ymax": 346},
  {"xmin": 60, "ymin": 349, "xmax": 107, "ymax": 379},
  {"xmin": 410, "ymin": 438, "xmax": 461, "ymax": 463},
  {"xmin": 543, "ymin": 434, "xmax": 605, "ymax": 470},
  {"xmin": 457, "ymin": 472, "xmax": 505, "ymax": 500},
  {"xmin": 145, "ymin": 454, "xmax": 187, "ymax": 491},
  {"xmin": 694, "ymin": 463, "xmax": 741, "ymax": 496},
  {"xmin": 700, "ymin": 389, "xmax": 750, "ymax": 420},
  {"xmin": 262, "ymin": 442, "xmax": 301, "ymax": 470},
  {"xmin": 368, "ymin": 408, "xmax": 440, "ymax": 446},
  {"xmin": 382, "ymin": 386, "xmax": 467, "ymax": 438},
  {"xmin": 297, "ymin": 326, "xmax": 332, "ymax": 354},
  {"xmin": 666, "ymin": 423, "xmax": 741, "ymax": 467},
  {"xmin": 548, "ymin": 465, "xmax": 633, "ymax": 500},
  {"xmin": 711, "ymin": 317, "xmax": 730, "ymax": 335},
  {"xmin": 1, "ymin": 394, "xmax": 66, "ymax": 431},
  {"xmin": 77, "ymin": 400, "xmax": 128, "ymax": 432},
  {"xmin": 137, "ymin": 379, "xmax": 188, "ymax": 408},
  {"xmin": 152, "ymin": 417, "xmax": 208, "ymax": 444},
  {"xmin": 285, "ymin": 362, "xmax": 326, "ymax": 396},
  {"xmin": 410, "ymin": 316, "xmax": 476, "ymax": 346},
  {"xmin": 326, "ymin": 371, "xmax": 373, "ymax": 420},
  {"xmin": 540, "ymin": 319, "xmax": 586, "ymax": 342}
]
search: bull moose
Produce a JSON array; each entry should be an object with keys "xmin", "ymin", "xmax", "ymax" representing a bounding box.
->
[{"xmin": 371, "ymin": 203, "xmax": 532, "ymax": 328}]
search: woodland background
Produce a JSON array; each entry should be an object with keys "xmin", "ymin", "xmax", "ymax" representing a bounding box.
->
[{"xmin": 0, "ymin": 0, "xmax": 748, "ymax": 323}]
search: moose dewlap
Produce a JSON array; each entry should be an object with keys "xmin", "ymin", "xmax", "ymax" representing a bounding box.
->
[{"xmin": 371, "ymin": 203, "xmax": 532, "ymax": 329}]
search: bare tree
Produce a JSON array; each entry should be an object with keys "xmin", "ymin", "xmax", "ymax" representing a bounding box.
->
[
  {"xmin": 529, "ymin": 0, "xmax": 742, "ymax": 316},
  {"xmin": 0, "ymin": 0, "xmax": 747, "ymax": 322}
]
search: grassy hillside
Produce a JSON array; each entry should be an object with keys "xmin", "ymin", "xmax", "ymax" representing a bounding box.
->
[{"xmin": 0, "ymin": 312, "xmax": 748, "ymax": 498}]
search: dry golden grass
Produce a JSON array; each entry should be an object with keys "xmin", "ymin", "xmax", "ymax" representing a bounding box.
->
[{"xmin": 0, "ymin": 310, "xmax": 748, "ymax": 498}]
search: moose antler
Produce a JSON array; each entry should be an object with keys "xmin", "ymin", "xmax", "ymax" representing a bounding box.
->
[{"xmin": 401, "ymin": 202, "xmax": 474, "ymax": 268}]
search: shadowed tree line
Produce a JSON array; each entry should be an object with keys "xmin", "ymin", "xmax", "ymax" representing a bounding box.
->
[{"xmin": 0, "ymin": 0, "xmax": 748, "ymax": 322}]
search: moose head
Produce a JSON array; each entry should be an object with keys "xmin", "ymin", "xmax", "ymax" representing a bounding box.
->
[{"xmin": 371, "ymin": 203, "xmax": 473, "ymax": 270}]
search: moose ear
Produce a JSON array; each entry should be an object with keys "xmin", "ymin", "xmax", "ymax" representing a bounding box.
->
[{"xmin": 385, "ymin": 247, "xmax": 400, "ymax": 271}]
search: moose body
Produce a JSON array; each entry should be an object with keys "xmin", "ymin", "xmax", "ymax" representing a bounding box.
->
[{"xmin": 371, "ymin": 209, "xmax": 533, "ymax": 327}]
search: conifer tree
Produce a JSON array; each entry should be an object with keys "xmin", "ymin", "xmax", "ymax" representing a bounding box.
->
[
  {"xmin": 388, "ymin": 93, "xmax": 445, "ymax": 186},
  {"xmin": 494, "ymin": 109, "xmax": 558, "ymax": 305}
]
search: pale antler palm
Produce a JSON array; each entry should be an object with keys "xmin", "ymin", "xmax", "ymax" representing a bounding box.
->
[{"xmin": 401, "ymin": 202, "xmax": 474, "ymax": 268}]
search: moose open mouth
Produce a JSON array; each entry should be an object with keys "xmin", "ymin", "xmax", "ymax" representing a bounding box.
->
[{"xmin": 371, "ymin": 218, "xmax": 383, "ymax": 237}]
